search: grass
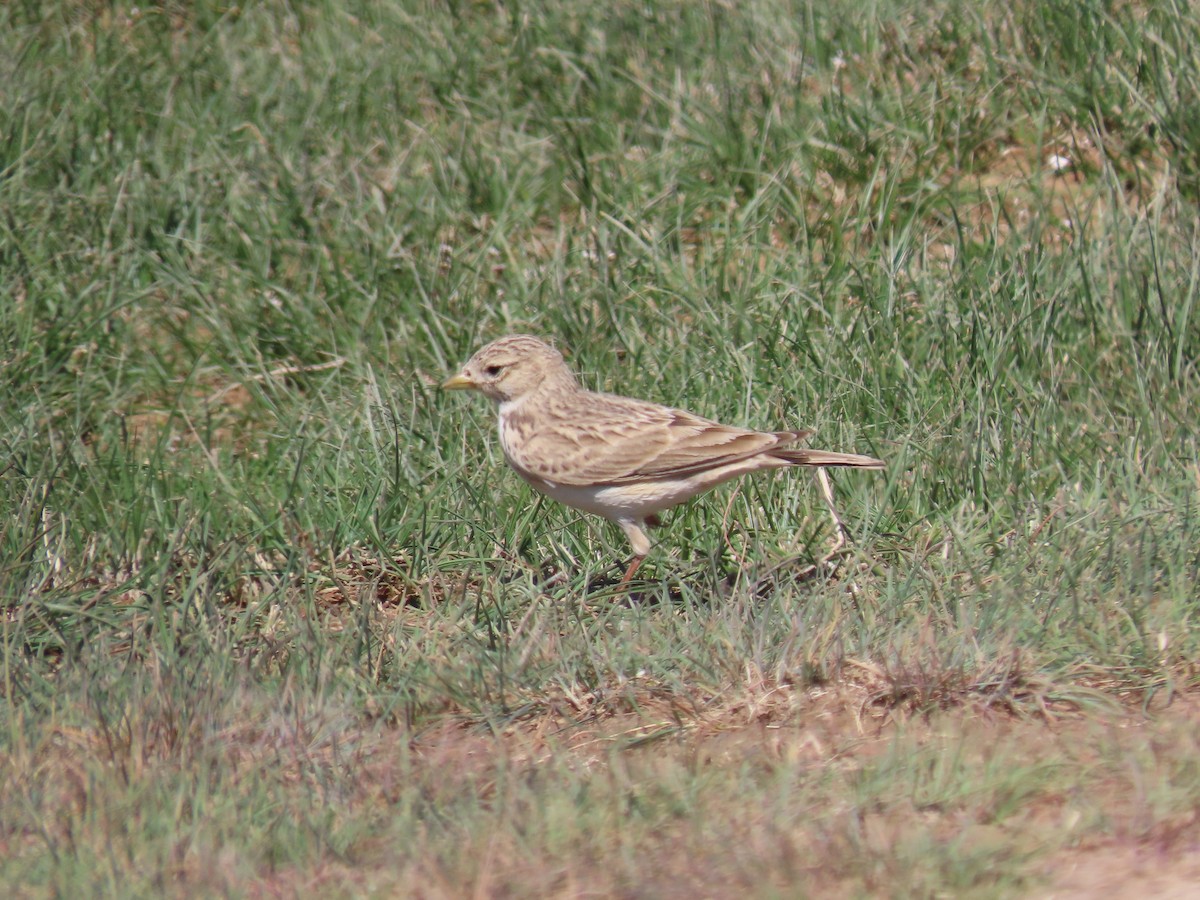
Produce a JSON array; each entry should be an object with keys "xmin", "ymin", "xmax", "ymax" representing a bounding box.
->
[{"xmin": 2, "ymin": 0, "xmax": 1200, "ymax": 895}]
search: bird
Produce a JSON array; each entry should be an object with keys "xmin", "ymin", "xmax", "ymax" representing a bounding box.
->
[{"xmin": 442, "ymin": 334, "xmax": 884, "ymax": 585}]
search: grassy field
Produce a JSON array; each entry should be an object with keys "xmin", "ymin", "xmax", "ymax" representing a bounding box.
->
[{"xmin": 3, "ymin": 0, "xmax": 1200, "ymax": 895}]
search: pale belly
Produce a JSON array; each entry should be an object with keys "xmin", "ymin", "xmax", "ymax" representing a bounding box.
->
[{"xmin": 504, "ymin": 460, "xmax": 714, "ymax": 522}]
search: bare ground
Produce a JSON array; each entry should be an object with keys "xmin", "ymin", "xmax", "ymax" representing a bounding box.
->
[{"xmin": 326, "ymin": 685, "xmax": 1200, "ymax": 897}]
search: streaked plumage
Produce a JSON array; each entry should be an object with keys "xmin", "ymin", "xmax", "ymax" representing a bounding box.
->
[{"xmin": 443, "ymin": 334, "xmax": 884, "ymax": 582}]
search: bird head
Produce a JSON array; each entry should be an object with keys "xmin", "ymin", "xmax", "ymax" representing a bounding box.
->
[{"xmin": 442, "ymin": 334, "xmax": 576, "ymax": 404}]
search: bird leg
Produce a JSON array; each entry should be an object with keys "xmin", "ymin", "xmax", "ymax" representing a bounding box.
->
[
  {"xmin": 614, "ymin": 518, "xmax": 653, "ymax": 588},
  {"xmin": 618, "ymin": 554, "xmax": 645, "ymax": 586}
]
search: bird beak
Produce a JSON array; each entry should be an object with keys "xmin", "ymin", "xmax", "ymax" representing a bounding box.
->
[{"xmin": 441, "ymin": 372, "xmax": 475, "ymax": 391}]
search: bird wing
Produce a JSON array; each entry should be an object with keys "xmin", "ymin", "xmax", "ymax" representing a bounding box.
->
[{"xmin": 502, "ymin": 390, "xmax": 810, "ymax": 486}]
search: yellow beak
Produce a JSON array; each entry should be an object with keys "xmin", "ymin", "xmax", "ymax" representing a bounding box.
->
[{"xmin": 441, "ymin": 373, "xmax": 476, "ymax": 391}]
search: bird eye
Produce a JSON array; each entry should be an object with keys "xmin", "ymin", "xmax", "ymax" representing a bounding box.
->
[{"xmin": 483, "ymin": 365, "xmax": 503, "ymax": 377}]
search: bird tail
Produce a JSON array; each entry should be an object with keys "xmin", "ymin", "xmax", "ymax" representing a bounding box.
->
[{"xmin": 771, "ymin": 447, "xmax": 885, "ymax": 468}]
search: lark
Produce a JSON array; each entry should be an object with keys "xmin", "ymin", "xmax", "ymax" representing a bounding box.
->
[{"xmin": 443, "ymin": 335, "xmax": 884, "ymax": 584}]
